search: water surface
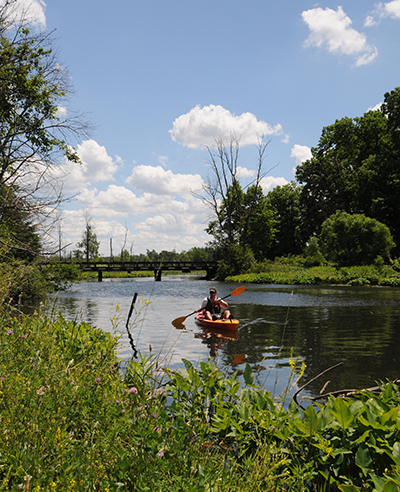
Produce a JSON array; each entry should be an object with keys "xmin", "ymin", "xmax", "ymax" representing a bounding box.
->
[{"xmin": 49, "ymin": 276, "xmax": 400, "ymax": 403}]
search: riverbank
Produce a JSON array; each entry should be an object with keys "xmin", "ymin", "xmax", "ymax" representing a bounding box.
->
[
  {"xmin": 225, "ymin": 264, "xmax": 400, "ymax": 286},
  {"xmin": 1, "ymin": 309, "xmax": 399, "ymax": 490}
]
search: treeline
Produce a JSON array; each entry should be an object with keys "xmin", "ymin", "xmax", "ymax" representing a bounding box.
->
[{"xmin": 206, "ymin": 87, "xmax": 400, "ymax": 278}]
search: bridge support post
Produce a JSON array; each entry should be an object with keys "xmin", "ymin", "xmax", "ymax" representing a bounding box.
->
[
  {"xmin": 206, "ymin": 265, "xmax": 217, "ymax": 281},
  {"xmin": 98, "ymin": 270, "xmax": 103, "ymax": 282},
  {"xmin": 154, "ymin": 268, "xmax": 162, "ymax": 281}
]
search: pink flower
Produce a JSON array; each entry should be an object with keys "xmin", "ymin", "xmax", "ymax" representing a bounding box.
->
[
  {"xmin": 157, "ymin": 450, "xmax": 164, "ymax": 457},
  {"xmin": 152, "ymin": 413, "xmax": 157, "ymax": 418},
  {"xmin": 7, "ymin": 330, "xmax": 13, "ymax": 335},
  {"xmin": 128, "ymin": 387, "xmax": 138, "ymax": 394},
  {"xmin": 122, "ymin": 408, "xmax": 126, "ymax": 413},
  {"xmin": 95, "ymin": 378, "xmax": 101, "ymax": 383}
]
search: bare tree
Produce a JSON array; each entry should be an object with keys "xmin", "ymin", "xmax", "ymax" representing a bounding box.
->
[{"xmin": 201, "ymin": 134, "xmax": 274, "ymax": 250}]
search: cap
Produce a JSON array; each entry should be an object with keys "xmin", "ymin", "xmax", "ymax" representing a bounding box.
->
[{"xmin": 209, "ymin": 286, "xmax": 217, "ymax": 293}]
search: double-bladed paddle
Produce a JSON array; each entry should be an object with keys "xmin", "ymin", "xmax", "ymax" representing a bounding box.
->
[{"xmin": 171, "ymin": 285, "xmax": 245, "ymax": 326}]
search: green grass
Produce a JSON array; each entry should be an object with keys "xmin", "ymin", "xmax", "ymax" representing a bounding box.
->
[{"xmin": 226, "ymin": 264, "xmax": 400, "ymax": 286}]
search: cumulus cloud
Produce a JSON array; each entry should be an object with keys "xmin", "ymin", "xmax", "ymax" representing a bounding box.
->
[
  {"xmin": 61, "ymin": 139, "xmax": 120, "ymax": 193},
  {"xmin": 260, "ymin": 176, "xmax": 288, "ymax": 194},
  {"xmin": 1, "ymin": 0, "xmax": 46, "ymax": 29},
  {"xmin": 169, "ymin": 105, "xmax": 284, "ymax": 149},
  {"xmin": 302, "ymin": 6, "xmax": 378, "ymax": 66},
  {"xmin": 236, "ymin": 166, "xmax": 257, "ymax": 179},
  {"xmin": 365, "ymin": 0, "xmax": 400, "ymax": 25},
  {"xmin": 291, "ymin": 144, "xmax": 312, "ymax": 166},
  {"xmin": 64, "ymin": 183, "xmax": 211, "ymax": 255},
  {"xmin": 126, "ymin": 165, "xmax": 204, "ymax": 195}
]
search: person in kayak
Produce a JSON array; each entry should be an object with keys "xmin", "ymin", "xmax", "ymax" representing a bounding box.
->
[{"xmin": 196, "ymin": 286, "xmax": 232, "ymax": 320}]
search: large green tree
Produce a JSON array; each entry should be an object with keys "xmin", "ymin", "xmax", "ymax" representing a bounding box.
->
[
  {"xmin": 266, "ymin": 182, "xmax": 307, "ymax": 258},
  {"xmin": 295, "ymin": 87, "xmax": 400, "ymax": 252}
]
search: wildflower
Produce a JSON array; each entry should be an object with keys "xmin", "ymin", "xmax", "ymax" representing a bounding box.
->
[
  {"xmin": 95, "ymin": 378, "xmax": 101, "ymax": 383},
  {"xmin": 122, "ymin": 408, "xmax": 126, "ymax": 413},
  {"xmin": 128, "ymin": 387, "xmax": 138, "ymax": 394},
  {"xmin": 116, "ymin": 399, "xmax": 120, "ymax": 404},
  {"xmin": 157, "ymin": 450, "xmax": 164, "ymax": 457},
  {"xmin": 7, "ymin": 330, "xmax": 13, "ymax": 335},
  {"xmin": 22, "ymin": 334, "xmax": 28, "ymax": 338},
  {"xmin": 152, "ymin": 413, "xmax": 157, "ymax": 418}
]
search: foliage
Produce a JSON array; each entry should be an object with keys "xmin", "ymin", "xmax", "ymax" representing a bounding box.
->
[
  {"xmin": 74, "ymin": 224, "xmax": 100, "ymax": 261},
  {"xmin": 296, "ymin": 87, "xmax": 400, "ymax": 253},
  {"xmin": 206, "ymin": 183, "xmax": 275, "ymax": 263},
  {"xmin": 319, "ymin": 211, "xmax": 395, "ymax": 266},
  {"xmin": 266, "ymin": 181, "xmax": 308, "ymax": 258},
  {"xmin": 225, "ymin": 263, "xmax": 400, "ymax": 287},
  {"xmin": 1, "ymin": 309, "xmax": 400, "ymax": 490},
  {"xmin": 215, "ymin": 243, "xmax": 256, "ymax": 279}
]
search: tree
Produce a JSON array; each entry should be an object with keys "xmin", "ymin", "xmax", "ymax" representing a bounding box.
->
[
  {"xmin": 266, "ymin": 182, "xmax": 307, "ymax": 258},
  {"xmin": 75, "ymin": 222, "xmax": 100, "ymax": 261},
  {"xmin": 0, "ymin": 1, "xmax": 87, "ymax": 255},
  {"xmin": 295, "ymin": 89, "xmax": 400, "ymax": 252},
  {"xmin": 319, "ymin": 211, "xmax": 395, "ymax": 266},
  {"xmin": 202, "ymin": 136, "xmax": 275, "ymax": 271}
]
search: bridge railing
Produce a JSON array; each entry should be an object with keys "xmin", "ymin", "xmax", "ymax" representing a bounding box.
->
[{"xmin": 58, "ymin": 260, "xmax": 218, "ymax": 281}]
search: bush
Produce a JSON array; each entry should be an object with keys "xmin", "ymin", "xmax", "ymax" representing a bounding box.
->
[{"xmin": 319, "ymin": 211, "xmax": 395, "ymax": 266}]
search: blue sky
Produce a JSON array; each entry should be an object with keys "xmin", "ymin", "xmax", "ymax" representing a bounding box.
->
[{"xmin": 8, "ymin": 0, "xmax": 400, "ymax": 256}]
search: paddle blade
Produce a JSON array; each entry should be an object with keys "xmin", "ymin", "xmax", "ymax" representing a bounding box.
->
[
  {"xmin": 172, "ymin": 316, "xmax": 187, "ymax": 326},
  {"xmin": 230, "ymin": 286, "xmax": 246, "ymax": 296}
]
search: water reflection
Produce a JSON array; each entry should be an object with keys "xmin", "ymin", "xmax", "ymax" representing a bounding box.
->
[{"xmin": 48, "ymin": 279, "xmax": 400, "ymax": 401}]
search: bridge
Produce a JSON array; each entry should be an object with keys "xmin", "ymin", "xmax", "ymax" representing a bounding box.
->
[{"xmin": 72, "ymin": 260, "xmax": 218, "ymax": 282}]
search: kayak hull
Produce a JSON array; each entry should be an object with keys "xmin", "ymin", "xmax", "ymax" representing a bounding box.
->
[{"xmin": 195, "ymin": 313, "xmax": 239, "ymax": 331}]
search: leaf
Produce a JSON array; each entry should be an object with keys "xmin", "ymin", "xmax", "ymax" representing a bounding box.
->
[
  {"xmin": 303, "ymin": 404, "xmax": 319, "ymax": 436},
  {"xmin": 331, "ymin": 397, "xmax": 354, "ymax": 429},
  {"xmin": 243, "ymin": 362, "xmax": 254, "ymax": 386},
  {"xmin": 338, "ymin": 484, "xmax": 361, "ymax": 492},
  {"xmin": 356, "ymin": 443, "xmax": 372, "ymax": 474}
]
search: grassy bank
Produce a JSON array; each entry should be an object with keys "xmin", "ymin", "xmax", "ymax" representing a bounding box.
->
[
  {"xmin": 1, "ymin": 310, "xmax": 400, "ymax": 490},
  {"xmin": 226, "ymin": 263, "xmax": 400, "ymax": 287}
]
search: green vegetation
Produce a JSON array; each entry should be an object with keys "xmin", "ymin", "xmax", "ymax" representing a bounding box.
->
[
  {"xmin": 1, "ymin": 309, "xmax": 400, "ymax": 490},
  {"xmin": 226, "ymin": 261, "xmax": 400, "ymax": 287}
]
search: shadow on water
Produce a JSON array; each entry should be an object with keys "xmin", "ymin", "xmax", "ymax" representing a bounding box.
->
[{"xmin": 47, "ymin": 278, "xmax": 400, "ymax": 401}]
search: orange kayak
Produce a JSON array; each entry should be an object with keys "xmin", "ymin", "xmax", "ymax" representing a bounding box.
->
[{"xmin": 195, "ymin": 313, "xmax": 239, "ymax": 331}]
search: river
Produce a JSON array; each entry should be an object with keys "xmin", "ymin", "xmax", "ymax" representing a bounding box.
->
[{"xmin": 48, "ymin": 275, "xmax": 400, "ymax": 404}]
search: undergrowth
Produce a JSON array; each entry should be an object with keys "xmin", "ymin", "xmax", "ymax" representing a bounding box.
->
[{"xmin": 1, "ymin": 309, "xmax": 400, "ymax": 490}]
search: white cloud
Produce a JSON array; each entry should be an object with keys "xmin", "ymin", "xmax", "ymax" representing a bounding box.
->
[
  {"xmin": 236, "ymin": 166, "xmax": 257, "ymax": 179},
  {"xmin": 302, "ymin": 6, "xmax": 378, "ymax": 66},
  {"xmin": 126, "ymin": 165, "xmax": 204, "ymax": 195},
  {"xmin": 61, "ymin": 139, "xmax": 120, "ymax": 193},
  {"xmin": 169, "ymin": 105, "xmax": 283, "ymax": 149},
  {"xmin": 365, "ymin": 0, "xmax": 400, "ymax": 25},
  {"xmin": 1, "ymin": 0, "xmax": 46, "ymax": 29},
  {"xmin": 61, "ymin": 185, "xmax": 211, "ymax": 255},
  {"xmin": 368, "ymin": 102, "xmax": 382, "ymax": 111},
  {"xmin": 384, "ymin": 0, "xmax": 400, "ymax": 17},
  {"xmin": 291, "ymin": 144, "xmax": 312, "ymax": 166},
  {"xmin": 260, "ymin": 176, "xmax": 288, "ymax": 194}
]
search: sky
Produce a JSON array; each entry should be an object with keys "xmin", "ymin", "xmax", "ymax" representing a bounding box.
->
[{"xmin": 6, "ymin": 0, "xmax": 400, "ymax": 257}]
